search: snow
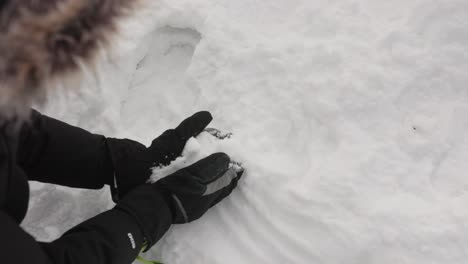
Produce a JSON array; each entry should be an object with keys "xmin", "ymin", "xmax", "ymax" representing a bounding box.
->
[{"xmin": 22, "ymin": 0, "xmax": 468, "ymax": 263}]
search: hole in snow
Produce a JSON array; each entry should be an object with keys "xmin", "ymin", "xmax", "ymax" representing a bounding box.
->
[
  {"xmin": 120, "ymin": 26, "xmax": 202, "ymax": 131},
  {"xmin": 131, "ymin": 26, "xmax": 202, "ymax": 87}
]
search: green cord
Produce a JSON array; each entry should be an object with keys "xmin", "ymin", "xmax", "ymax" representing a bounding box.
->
[
  {"xmin": 136, "ymin": 255, "xmax": 163, "ymax": 264},
  {"xmin": 136, "ymin": 242, "xmax": 163, "ymax": 264}
]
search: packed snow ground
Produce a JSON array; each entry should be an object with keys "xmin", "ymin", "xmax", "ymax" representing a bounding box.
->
[{"xmin": 23, "ymin": 0, "xmax": 468, "ymax": 263}]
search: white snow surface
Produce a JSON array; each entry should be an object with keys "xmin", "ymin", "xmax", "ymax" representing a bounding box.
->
[{"xmin": 22, "ymin": 0, "xmax": 468, "ymax": 263}]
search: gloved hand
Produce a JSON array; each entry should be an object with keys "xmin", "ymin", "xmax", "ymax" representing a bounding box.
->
[
  {"xmin": 106, "ymin": 111, "xmax": 213, "ymax": 201},
  {"xmin": 154, "ymin": 152, "xmax": 244, "ymax": 224},
  {"xmin": 116, "ymin": 152, "xmax": 244, "ymax": 250}
]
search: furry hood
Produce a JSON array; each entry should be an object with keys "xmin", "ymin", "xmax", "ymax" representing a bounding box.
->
[{"xmin": 0, "ymin": 0, "xmax": 138, "ymax": 118}]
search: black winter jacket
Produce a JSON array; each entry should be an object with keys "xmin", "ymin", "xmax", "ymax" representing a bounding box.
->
[{"xmin": 0, "ymin": 110, "xmax": 170, "ymax": 264}]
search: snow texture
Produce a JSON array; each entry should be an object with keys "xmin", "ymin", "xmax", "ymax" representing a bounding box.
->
[{"xmin": 23, "ymin": 0, "xmax": 468, "ymax": 263}]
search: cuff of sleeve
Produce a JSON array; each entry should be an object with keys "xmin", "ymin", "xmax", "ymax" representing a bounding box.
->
[
  {"xmin": 106, "ymin": 138, "xmax": 153, "ymax": 200},
  {"xmin": 41, "ymin": 208, "xmax": 146, "ymax": 264},
  {"xmin": 116, "ymin": 184, "xmax": 173, "ymax": 250}
]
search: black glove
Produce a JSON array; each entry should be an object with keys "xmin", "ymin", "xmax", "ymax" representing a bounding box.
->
[
  {"xmin": 115, "ymin": 152, "xmax": 243, "ymax": 250},
  {"xmin": 153, "ymin": 152, "xmax": 244, "ymax": 224},
  {"xmin": 106, "ymin": 111, "xmax": 213, "ymax": 201}
]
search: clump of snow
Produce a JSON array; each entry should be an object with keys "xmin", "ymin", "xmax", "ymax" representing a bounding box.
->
[
  {"xmin": 23, "ymin": 0, "xmax": 468, "ymax": 263},
  {"xmin": 149, "ymin": 131, "xmax": 241, "ymax": 183}
]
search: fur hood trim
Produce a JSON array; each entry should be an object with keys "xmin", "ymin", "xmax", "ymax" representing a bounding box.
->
[{"xmin": 0, "ymin": 0, "xmax": 139, "ymax": 117}]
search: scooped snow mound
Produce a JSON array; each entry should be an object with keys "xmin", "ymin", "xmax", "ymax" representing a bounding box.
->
[{"xmin": 149, "ymin": 131, "xmax": 242, "ymax": 183}]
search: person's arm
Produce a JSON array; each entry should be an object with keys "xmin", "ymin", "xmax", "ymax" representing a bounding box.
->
[
  {"xmin": 38, "ymin": 152, "xmax": 243, "ymax": 263},
  {"xmin": 40, "ymin": 186, "xmax": 172, "ymax": 264},
  {"xmin": 0, "ymin": 186, "xmax": 172, "ymax": 264},
  {"xmin": 18, "ymin": 109, "xmax": 214, "ymax": 201},
  {"xmin": 17, "ymin": 110, "xmax": 113, "ymax": 189},
  {"xmin": 3, "ymin": 151, "xmax": 242, "ymax": 264}
]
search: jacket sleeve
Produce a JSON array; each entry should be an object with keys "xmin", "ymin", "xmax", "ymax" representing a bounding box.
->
[
  {"xmin": 0, "ymin": 206, "xmax": 146, "ymax": 264},
  {"xmin": 17, "ymin": 110, "xmax": 114, "ymax": 189},
  {"xmin": 39, "ymin": 185, "xmax": 172, "ymax": 264},
  {"xmin": 39, "ymin": 206, "xmax": 146, "ymax": 264},
  {"xmin": 0, "ymin": 211, "xmax": 51, "ymax": 264}
]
